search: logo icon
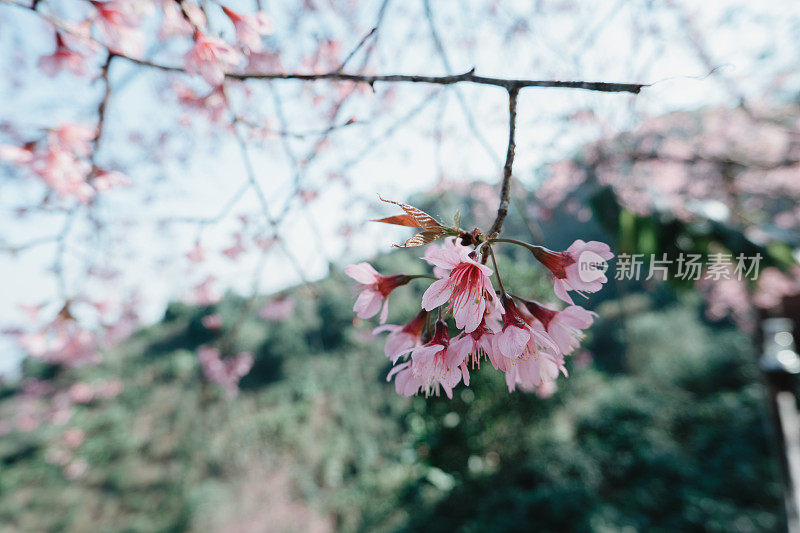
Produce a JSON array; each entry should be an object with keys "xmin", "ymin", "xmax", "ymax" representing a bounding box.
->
[{"xmin": 577, "ymin": 250, "xmax": 608, "ymax": 282}]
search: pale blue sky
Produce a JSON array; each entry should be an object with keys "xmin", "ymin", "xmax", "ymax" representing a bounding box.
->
[{"xmin": 0, "ymin": 0, "xmax": 798, "ymax": 375}]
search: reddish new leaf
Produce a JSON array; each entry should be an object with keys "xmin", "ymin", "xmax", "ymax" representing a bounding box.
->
[
  {"xmin": 373, "ymin": 214, "xmax": 420, "ymax": 228},
  {"xmin": 378, "ymin": 196, "xmax": 443, "ymax": 230},
  {"xmin": 393, "ymin": 228, "xmax": 448, "ymax": 248}
]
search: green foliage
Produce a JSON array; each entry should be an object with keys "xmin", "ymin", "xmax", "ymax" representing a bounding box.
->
[{"xmin": 0, "ymin": 199, "xmax": 786, "ymax": 532}]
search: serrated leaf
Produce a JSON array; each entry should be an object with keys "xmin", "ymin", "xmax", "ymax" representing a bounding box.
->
[
  {"xmin": 393, "ymin": 229, "xmax": 447, "ymax": 248},
  {"xmin": 453, "ymin": 210, "xmax": 461, "ymax": 228},
  {"xmin": 378, "ymin": 195, "xmax": 443, "ymax": 230},
  {"xmin": 373, "ymin": 214, "xmax": 420, "ymax": 228}
]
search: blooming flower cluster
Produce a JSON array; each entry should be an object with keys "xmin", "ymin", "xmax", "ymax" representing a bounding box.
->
[
  {"xmin": 346, "ymin": 200, "xmax": 613, "ymax": 398},
  {"xmin": 0, "ymin": 123, "xmax": 129, "ymax": 202}
]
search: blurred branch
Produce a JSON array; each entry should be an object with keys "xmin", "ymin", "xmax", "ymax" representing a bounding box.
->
[
  {"xmin": 54, "ymin": 208, "xmax": 78, "ymax": 300},
  {"xmin": 335, "ymin": 26, "xmax": 377, "ymax": 72},
  {"xmin": 229, "ymin": 116, "xmax": 309, "ymax": 285},
  {"xmin": 1, "ymin": 0, "xmax": 646, "ymax": 95},
  {"xmin": 89, "ymin": 53, "xmax": 115, "ymax": 176},
  {"xmin": 422, "ymin": 0, "xmax": 502, "ymax": 167}
]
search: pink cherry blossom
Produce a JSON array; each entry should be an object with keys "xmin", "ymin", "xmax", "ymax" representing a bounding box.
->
[
  {"xmin": 157, "ymin": 0, "xmax": 206, "ymax": 40},
  {"xmin": 91, "ymin": 169, "xmax": 130, "ymax": 192},
  {"xmin": 497, "ymin": 300, "xmax": 567, "ymax": 392},
  {"xmin": 69, "ymin": 382, "xmax": 95, "ymax": 404},
  {"xmin": 422, "ymin": 237, "xmax": 472, "ymax": 278},
  {"xmin": 3, "ymin": 124, "xmax": 100, "ymax": 201},
  {"xmin": 221, "ymin": 233, "xmax": 246, "ymax": 260},
  {"xmin": 0, "ymin": 144, "xmax": 34, "ymax": 164},
  {"xmin": 494, "ymin": 294, "xmax": 559, "ymax": 361},
  {"xmin": 534, "ymin": 380, "xmax": 558, "ymax": 399},
  {"xmin": 198, "ymin": 346, "xmax": 253, "ymax": 397},
  {"xmin": 373, "ymin": 309, "xmax": 427, "ymax": 363},
  {"xmin": 259, "ymin": 296, "xmax": 295, "ymax": 322},
  {"xmin": 345, "ymin": 262, "xmax": 410, "ymax": 324},
  {"xmin": 201, "ymin": 313, "xmax": 223, "ymax": 330},
  {"xmin": 189, "ymin": 275, "xmax": 221, "ymax": 306},
  {"xmin": 245, "ymin": 49, "xmax": 283, "ymax": 73},
  {"xmin": 174, "ymin": 83, "xmax": 228, "ymax": 123},
  {"xmin": 446, "ymin": 313, "xmax": 502, "ymax": 386},
  {"xmin": 17, "ymin": 316, "xmax": 101, "ymax": 367},
  {"xmin": 222, "ymin": 6, "xmax": 274, "ymax": 53},
  {"xmin": 387, "ymin": 318, "xmax": 461, "ymax": 398},
  {"xmin": 37, "ymin": 33, "xmax": 86, "ymax": 77},
  {"xmin": 30, "ymin": 145, "xmax": 94, "ymax": 202},
  {"xmin": 531, "ymin": 240, "xmax": 614, "ymax": 304},
  {"xmin": 50, "ymin": 124, "xmax": 96, "ymax": 157},
  {"xmin": 186, "ymin": 242, "xmax": 205, "ymax": 263},
  {"xmin": 754, "ymin": 266, "xmax": 800, "ymax": 309},
  {"xmin": 62, "ymin": 428, "xmax": 85, "ymax": 448},
  {"xmin": 421, "ymin": 241, "xmax": 501, "ymax": 334},
  {"xmin": 503, "ymin": 349, "xmax": 567, "ymax": 393},
  {"xmin": 520, "ymin": 299, "xmax": 597, "ymax": 355},
  {"xmin": 90, "ymin": 0, "xmax": 143, "ymax": 57},
  {"xmin": 184, "ymin": 31, "xmax": 243, "ymax": 86}
]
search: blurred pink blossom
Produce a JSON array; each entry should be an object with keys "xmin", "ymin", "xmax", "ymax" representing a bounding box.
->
[
  {"xmin": 259, "ymin": 296, "xmax": 295, "ymax": 322},
  {"xmin": 198, "ymin": 346, "xmax": 253, "ymax": 397}
]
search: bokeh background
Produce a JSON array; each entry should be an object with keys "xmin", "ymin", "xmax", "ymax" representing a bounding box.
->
[{"xmin": 1, "ymin": 1, "xmax": 800, "ymax": 531}]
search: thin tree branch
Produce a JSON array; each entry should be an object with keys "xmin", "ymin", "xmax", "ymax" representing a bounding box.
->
[
  {"xmin": 227, "ymin": 110, "xmax": 309, "ymax": 285},
  {"xmin": 335, "ymin": 26, "xmax": 377, "ymax": 72},
  {"xmin": 224, "ymin": 66, "xmax": 647, "ymax": 94},
  {"xmin": 1, "ymin": 0, "xmax": 646, "ymax": 94},
  {"xmin": 89, "ymin": 52, "xmax": 114, "ymax": 176},
  {"xmin": 487, "ymin": 87, "xmax": 519, "ymax": 237}
]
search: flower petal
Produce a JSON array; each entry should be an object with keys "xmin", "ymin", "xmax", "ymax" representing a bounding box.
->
[
  {"xmin": 345, "ymin": 262, "xmax": 380, "ymax": 284},
  {"xmin": 353, "ymin": 289, "xmax": 382, "ymax": 318},
  {"xmin": 421, "ymin": 278, "xmax": 452, "ymax": 311},
  {"xmin": 553, "ymin": 278, "xmax": 574, "ymax": 304}
]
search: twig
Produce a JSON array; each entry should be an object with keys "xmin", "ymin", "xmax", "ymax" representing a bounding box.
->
[
  {"xmin": 89, "ymin": 52, "xmax": 115, "ymax": 177},
  {"xmin": 227, "ymin": 110, "xmax": 310, "ymax": 285},
  {"xmin": 422, "ymin": 0, "xmax": 502, "ymax": 166},
  {"xmin": 225, "ymin": 69, "xmax": 646, "ymax": 93},
  {"xmin": 487, "ymin": 244, "xmax": 506, "ymax": 294},
  {"xmin": 335, "ymin": 26, "xmax": 377, "ymax": 72},
  {"xmin": 487, "ymin": 88, "xmax": 519, "ymax": 237}
]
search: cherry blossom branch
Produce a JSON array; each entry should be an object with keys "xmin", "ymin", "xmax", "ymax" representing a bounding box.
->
[
  {"xmin": 488, "ymin": 237, "xmax": 538, "ymax": 253},
  {"xmin": 486, "ymin": 88, "xmax": 519, "ymax": 238},
  {"xmin": 122, "ymin": 56, "xmax": 646, "ymax": 93},
  {"xmin": 89, "ymin": 52, "xmax": 114, "ymax": 174},
  {"xmin": 0, "ymin": 0, "xmax": 646, "ymax": 96}
]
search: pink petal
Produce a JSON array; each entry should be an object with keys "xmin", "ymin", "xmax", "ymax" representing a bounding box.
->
[
  {"xmin": 379, "ymin": 298, "xmax": 390, "ymax": 324},
  {"xmin": 353, "ymin": 289, "xmax": 382, "ymax": 318},
  {"xmin": 496, "ymin": 326, "xmax": 530, "ymax": 359},
  {"xmin": 553, "ymin": 278, "xmax": 574, "ymax": 304},
  {"xmin": 421, "ymin": 278, "xmax": 452, "ymax": 311},
  {"xmin": 344, "ymin": 262, "xmax": 380, "ymax": 284},
  {"xmin": 453, "ymin": 293, "xmax": 484, "ymax": 334}
]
